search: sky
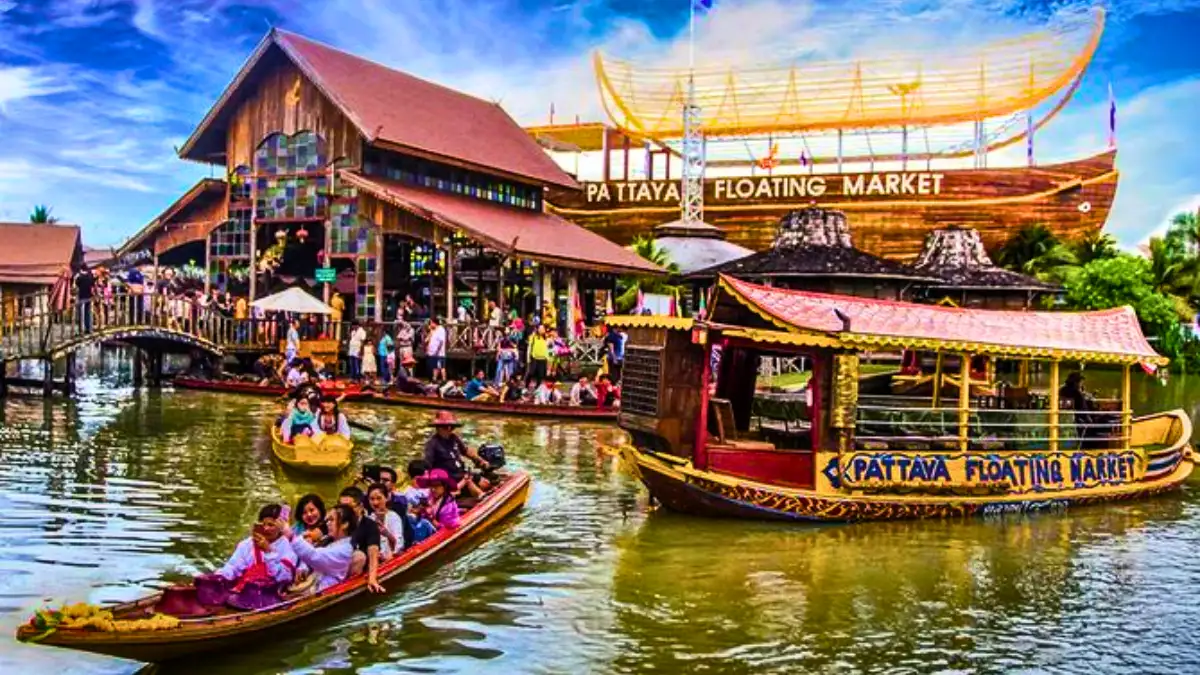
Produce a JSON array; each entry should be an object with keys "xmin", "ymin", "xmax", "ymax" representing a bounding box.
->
[{"xmin": 0, "ymin": 0, "xmax": 1199, "ymax": 249}]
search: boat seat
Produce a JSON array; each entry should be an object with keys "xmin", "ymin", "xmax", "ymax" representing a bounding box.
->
[{"xmin": 710, "ymin": 398, "xmax": 777, "ymax": 451}]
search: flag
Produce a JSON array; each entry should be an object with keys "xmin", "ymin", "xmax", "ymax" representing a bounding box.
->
[
  {"xmin": 1026, "ymin": 110, "xmax": 1034, "ymax": 166},
  {"xmin": 697, "ymin": 288, "xmax": 708, "ymax": 317},
  {"xmin": 1107, "ymin": 82, "xmax": 1117, "ymax": 148},
  {"xmin": 694, "ymin": 0, "xmax": 714, "ymax": 11},
  {"xmin": 1140, "ymin": 361, "xmax": 1158, "ymax": 376},
  {"xmin": 573, "ymin": 287, "xmax": 585, "ymax": 336},
  {"xmin": 799, "ymin": 150, "xmax": 809, "ymax": 167},
  {"xmin": 635, "ymin": 287, "xmax": 645, "ymax": 314},
  {"xmin": 668, "ymin": 292, "xmax": 677, "ymax": 318}
]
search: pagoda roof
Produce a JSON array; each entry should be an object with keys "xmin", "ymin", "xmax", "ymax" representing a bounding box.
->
[
  {"xmin": 180, "ymin": 30, "xmax": 577, "ymax": 191},
  {"xmin": 911, "ymin": 227, "xmax": 1059, "ymax": 292}
]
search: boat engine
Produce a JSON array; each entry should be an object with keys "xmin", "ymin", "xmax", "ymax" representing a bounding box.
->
[{"xmin": 478, "ymin": 443, "xmax": 506, "ymax": 469}]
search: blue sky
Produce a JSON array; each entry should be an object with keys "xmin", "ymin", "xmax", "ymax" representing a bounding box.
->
[{"xmin": 0, "ymin": 0, "xmax": 1199, "ymax": 248}]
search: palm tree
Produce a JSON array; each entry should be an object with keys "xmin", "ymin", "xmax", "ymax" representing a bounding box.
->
[
  {"xmin": 993, "ymin": 224, "xmax": 1078, "ymax": 282},
  {"xmin": 1146, "ymin": 235, "xmax": 1199, "ymax": 303},
  {"xmin": 29, "ymin": 205, "xmax": 58, "ymax": 224},
  {"xmin": 615, "ymin": 236, "xmax": 681, "ymax": 311},
  {"xmin": 1073, "ymin": 232, "xmax": 1119, "ymax": 265},
  {"xmin": 1166, "ymin": 210, "xmax": 1200, "ymax": 254}
]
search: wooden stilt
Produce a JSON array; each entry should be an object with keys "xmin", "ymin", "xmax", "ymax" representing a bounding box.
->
[
  {"xmin": 65, "ymin": 352, "xmax": 77, "ymax": 396},
  {"xmin": 132, "ymin": 348, "xmax": 144, "ymax": 389},
  {"xmin": 43, "ymin": 358, "xmax": 53, "ymax": 397}
]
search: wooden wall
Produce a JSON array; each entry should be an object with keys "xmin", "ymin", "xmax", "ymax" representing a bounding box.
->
[
  {"xmin": 548, "ymin": 151, "xmax": 1117, "ymax": 261},
  {"xmin": 224, "ymin": 51, "xmax": 363, "ymax": 172},
  {"xmin": 154, "ymin": 190, "xmax": 230, "ymax": 255}
]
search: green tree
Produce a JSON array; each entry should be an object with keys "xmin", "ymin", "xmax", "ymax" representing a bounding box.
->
[
  {"xmin": 1165, "ymin": 210, "xmax": 1200, "ymax": 254},
  {"xmin": 993, "ymin": 224, "xmax": 1078, "ymax": 282},
  {"xmin": 1064, "ymin": 254, "xmax": 1181, "ymax": 339},
  {"xmin": 615, "ymin": 236, "xmax": 680, "ymax": 312},
  {"xmin": 29, "ymin": 205, "xmax": 58, "ymax": 223},
  {"xmin": 1072, "ymin": 231, "xmax": 1119, "ymax": 265},
  {"xmin": 1145, "ymin": 235, "xmax": 1199, "ymax": 303}
]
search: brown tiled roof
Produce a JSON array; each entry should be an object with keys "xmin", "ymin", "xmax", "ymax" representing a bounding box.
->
[
  {"xmin": 180, "ymin": 30, "xmax": 578, "ymax": 191},
  {"xmin": 342, "ymin": 172, "xmax": 661, "ymax": 275},
  {"xmin": 0, "ymin": 223, "xmax": 82, "ymax": 286}
]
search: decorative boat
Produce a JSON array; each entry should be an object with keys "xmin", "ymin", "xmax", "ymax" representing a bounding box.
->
[
  {"xmin": 371, "ymin": 390, "xmax": 619, "ymax": 421},
  {"xmin": 609, "ymin": 275, "xmax": 1195, "ymax": 522},
  {"xmin": 15, "ymin": 471, "xmax": 531, "ymax": 662},
  {"xmin": 268, "ymin": 425, "xmax": 354, "ymax": 474},
  {"xmin": 172, "ymin": 376, "xmax": 372, "ymax": 401}
]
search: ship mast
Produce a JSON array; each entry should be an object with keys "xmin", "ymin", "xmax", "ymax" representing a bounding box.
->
[{"xmin": 681, "ymin": 1, "xmax": 706, "ymax": 226}]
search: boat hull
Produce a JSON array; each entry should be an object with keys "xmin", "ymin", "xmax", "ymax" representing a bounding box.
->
[
  {"xmin": 547, "ymin": 150, "xmax": 1117, "ymax": 261},
  {"xmin": 372, "ymin": 391, "xmax": 618, "ymax": 421},
  {"xmin": 172, "ymin": 376, "xmax": 372, "ymax": 401},
  {"xmin": 15, "ymin": 472, "xmax": 531, "ymax": 662},
  {"xmin": 616, "ymin": 410, "xmax": 1194, "ymax": 523},
  {"xmin": 269, "ymin": 426, "xmax": 353, "ymax": 475}
]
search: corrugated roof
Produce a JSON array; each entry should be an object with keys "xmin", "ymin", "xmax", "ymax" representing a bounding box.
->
[
  {"xmin": 717, "ymin": 274, "xmax": 1164, "ymax": 364},
  {"xmin": 0, "ymin": 223, "xmax": 82, "ymax": 286},
  {"xmin": 180, "ymin": 30, "xmax": 578, "ymax": 191},
  {"xmin": 342, "ymin": 171, "xmax": 661, "ymax": 275}
]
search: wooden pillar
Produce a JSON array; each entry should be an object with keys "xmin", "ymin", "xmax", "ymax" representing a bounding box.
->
[
  {"xmin": 203, "ymin": 233, "xmax": 212, "ymax": 296},
  {"xmin": 1048, "ymin": 360, "xmax": 1060, "ymax": 452},
  {"xmin": 622, "ymin": 136, "xmax": 631, "ymax": 180},
  {"xmin": 444, "ymin": 240, "xmax": 455, "ymax": 322},
  {"xmin": 323, "ymin": 163, "xmax": 335, "ymax": 305},
  {"xmin": 601, "ymin": 128, "xmax": 611, "ymax": 182},
  {"xmin": 374, "ymin": 229, "xmax": 384, "ymax": 323},
  {"xmin": 566, "ymin": 272, "xmax": 580, "ymax": 339},
  {"xmin": 1121, "ymin": 363, "xmax": 1132, "ymax": 450},
  {"xmin": 132, "ymin": 348, "xmax": 144, "ymax": 389},
  {"xmin": 931, "ymin": 352, "xmax": 943, "ymax": 408},
  {"xmin": 693, "ymin": 340, "xmax": 713, "ymax": 470},
  {"xmin": 248, "ymin": 177, "xmax": 259, "ymax": 302},
  {"xmin": 0, "ymin": 362, "xmax": 7, "ymax": 399},
  {"xmin": 42, "ymin": 358, "xmax": 53, "ymax": 397},
  {"xmin": 64, "ymin": 352, "xmax": 76, "ymax": 396},
  {"xmin": 958, "ymin": 353, "xmax": 971, "ymax": 452},
  {"xmin": 1018, "ymin": 359, "xmax": 1030, "ymax": 388}
]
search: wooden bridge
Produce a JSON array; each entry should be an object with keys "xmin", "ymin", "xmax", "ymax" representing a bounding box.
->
[{"xmin": 1, "ymin": 290, "xmax": 607, "ymax": 396}]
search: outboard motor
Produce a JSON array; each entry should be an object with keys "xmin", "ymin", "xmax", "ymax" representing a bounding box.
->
[{"xmin": 478, "ymin": 443, "xmax": 506, "ymax": 470}]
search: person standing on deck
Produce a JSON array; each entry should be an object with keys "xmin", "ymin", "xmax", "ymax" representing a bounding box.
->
[
  {"xmin": 395, "ymin": 319, "xmax": 415, "ymax": 364},
  {"xmin": 347, "ymin": 322, "xmax": 367, "ymax": 381},
  {"xmin": 74, "ymin": 264, "xmax": 95, "ymax": 333},
  {"xmin": 285, "ymin": 318, "xmax": 301, "ymax": 364},
  {"xmin": 527, "ymin": 324, "xmax": 549, "ymax": 381},
  {"xmin": 426, "ymin": 317, "xmax": 448, "ymax": 383},
  {"xmin": 330, "ymin": 292, "xmax": 345, "ymax": 342},
  {"xmin": 377, "ymin": 328, "xmax": 394, "ymax": 385}
]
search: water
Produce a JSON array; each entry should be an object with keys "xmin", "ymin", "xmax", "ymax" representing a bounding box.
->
[{"xmin": 1, "ymin": 357, "xmax": 1199, "ymax": 674}]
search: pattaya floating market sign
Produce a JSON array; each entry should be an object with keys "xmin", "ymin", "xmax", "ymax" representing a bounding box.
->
[{"xmin": 583, "ymin": 171, "xmax": 948, "ymax": 206}]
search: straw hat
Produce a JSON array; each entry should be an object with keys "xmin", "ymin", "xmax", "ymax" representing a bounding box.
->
[{"xmin": 428, "ymin": 410, "xmax": 461, "ymax": 427}]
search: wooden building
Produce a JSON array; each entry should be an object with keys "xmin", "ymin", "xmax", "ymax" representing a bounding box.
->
[
  {"xmin": 126, "ymin": 29, "xmax": 658, "ymax": 330},
  {"xmin": 0, "ymin": 222, "xmax": 83, "ymax": 319}
]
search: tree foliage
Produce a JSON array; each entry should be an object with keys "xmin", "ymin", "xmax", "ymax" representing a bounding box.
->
[
  {"xmin": 29, "ymin": 205, "xmax": 58, "ymax": 224},
  {"xmin": 614, "ymin": 236, "xmax": 682, "ymax": 312},
  {"xmin": 1064, "ymin": 254, "xmax": 1180, "ymax": 339}
]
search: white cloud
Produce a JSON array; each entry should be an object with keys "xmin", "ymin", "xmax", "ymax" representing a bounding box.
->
[{"xmin": 0, "ymin": 66, "xmax": 71, "ymax": 110}]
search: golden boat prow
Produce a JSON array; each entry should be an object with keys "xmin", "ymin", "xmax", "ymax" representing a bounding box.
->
[{"xmin": 607, "ymin": 275, "xmax": 1194, "ymax": 522}]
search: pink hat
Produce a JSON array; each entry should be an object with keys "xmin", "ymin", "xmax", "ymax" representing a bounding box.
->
[{"xmin": 415, "ymin": 468, "xmax": 457, "ymax": 492}]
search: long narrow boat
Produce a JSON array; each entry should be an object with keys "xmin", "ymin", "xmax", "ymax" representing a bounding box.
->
[
  {"xmin": 172, "ymin": 376, "xmax": 373, "ymax": 401},
  {"xmin": 269, "ymin": 425, "xmax": 354, "ymax": 474},
  {"xmin": 371, "ymin": 390, "xmax": 619, "ymax": 421},
  {"xmin": 607, "ymin": 275, "xmax": 1195, "ymax": 523},
  {"xmin": 16, "ymin": 472, "xmax": 531, "ymax": 662}
]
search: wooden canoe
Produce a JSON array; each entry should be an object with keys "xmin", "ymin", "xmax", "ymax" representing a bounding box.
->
[
  {"xmin": 172, "ymin": 377, "xmax": 373, "ymax": 402},
  {"xmin": 269, "ymin": 426, "xmax": 354, "ymax": 475},
  {"xmin": 15, "ymin": 472, "xmax": 532, "ymax": 663},
  {"xmin": 370, "ymin": 390, "xmax": 619, "ymax": 421}
]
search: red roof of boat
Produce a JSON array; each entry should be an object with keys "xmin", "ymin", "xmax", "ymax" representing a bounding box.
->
[{"xmin": 718, "ymin": 274, "xmax": 1164, "ymax": 363}]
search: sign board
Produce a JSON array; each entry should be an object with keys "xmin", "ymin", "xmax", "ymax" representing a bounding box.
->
[{"xmin": 315, "ymin": 267, "xmax": 336, "ymax": 283}]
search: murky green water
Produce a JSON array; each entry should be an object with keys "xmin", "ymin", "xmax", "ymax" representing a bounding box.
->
[{"xmin": 1, "ymin": 352, "xmax": 1198, "ymax": 674}]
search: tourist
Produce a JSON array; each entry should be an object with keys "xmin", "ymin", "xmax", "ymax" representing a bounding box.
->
[
  {"xmin": 487, "ymin": 300, "xmax": 503, "ymax": 327},
  {"xmin": 569, "ymin": 376, "xmax": 598, "ymax": 406},
  {"xmin": 500, "ymin": 376, "xmax": 525, "ymax": 402},
  {"xmin": 288, "ymin": 503, "xmax": 355, "ymax": 592},
  {"xmin": 395, "ymin": 319, "xmax": 415, "ymax": 364},
  {"xmin": 377, "ymin": 328, "xmax": 394, "ymax": 384},
  {"xmin": 281, "ymin": 397, "xmax": 318, "ymax": 442},
  {"xmin": 366, "ymin": 483, "xmax": 404, "ymax": 560},
  {"xmin": 604, "ymin": 326, "xmax": 626, "ymax": 383},
  {"xmin": 541, "ymin": 300, "xmax": 557, "ymax": 333},
  {"xmin": 375, "ymin": 466, "xmax": 411, "ymax": 518},
  {"xmin": 348, "ymin": 322, "xmax": 367, "ymax": 380},
  {"xmin": 284, "ymin": 359, "xmax": 308, "ymax": 388},
  {"xmin": 415, "ymin": 469, "xmax": 461, "ymax": 530},
  {"xmin": 315, "ymin": 397, "xmax": 351, "ymax": 440},
  {"xmin": 1060, "ymin": 371, "xmax": 1098, "ymax": 447},
  {"xmin": 285, "ymin": 318, "xmax": 301, "ymax": 364},
  {"xmin": 214, "ymin": 504, "xmax": 298, "ymax": 588},
  {"xmin": 533, "ymin": 379, "xmax": 560, "ymax": 406},
  {"xmin": 423, "ymin": 410, "xmax": 490, "ymax": 498},
  {"xmin": 456, "ymin": 301, "xmax": 471, "ymax": 324},
  {"xmin": 234, "ymin": 294, "xmax": 249, "ymax": 343},
  {"xmin": 528, "ymin": 324, "xmax": 549, "ymax": 380},
  {"xmin": 361, "ymin": 328, "xmax": 378, "ymax": 384},
  {"xmin": 464, "ymin": 370, "xmax": 499, "ymax": 402},
  {"xmin": 438, "ymin": 377, "xmax": 465, "ymax": 399},
  {"xmin": 426, "ymin": 317, "xmax": 448, "ymax": 383},
  {"xmin": 292, "ymin": 494, "xmax": 327, "ymax": 542},
  {"xmin": 596, "ymin": 373, "xmax": 618, "ymax": 408},
  {"xmin": 330, "ymin": 291, "xmax": 345, "ymax": 342},
  {"xmin": 494, "ymin": 338, "xmax": 518, "ymax": 386},
  {"xmin": 546, "ymin": 329, "xmax": 569, "ymax": 379},
  {"xmin": 74, "ymin": 263, "xmax": 96, "ymax": 332},
  {"xmin": 338, "ymin": 487, "xmax": 385, "ymax": 593}
]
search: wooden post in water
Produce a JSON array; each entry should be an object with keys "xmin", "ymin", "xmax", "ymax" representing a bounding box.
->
[
  {"xmin": 132, "ymin": 348, "xmax": 144, "ymax": 389},
  {"xmin": 958, "ymin": 353, "xmax": 971, "ymax": 452},
  {"xmin": 1121, "ymin": 363, "xmax": 1132, "ymax": 450},
  {"xmin": 42, "ymin": 358, "xmax": 53, "ymax": 397},
  {"xmin": 64, "ymin": 352, "xmax": 76, "ymax": 396},
  {"xmin": 0, "ymin": 361, "xmax": 7, "ymax": 399},
  {"xmin": 1048, "ymin": 360, "xmax": 1060, "ymax": 452}
]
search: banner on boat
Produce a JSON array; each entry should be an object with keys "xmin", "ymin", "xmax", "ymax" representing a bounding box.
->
[
  {"xmin": 582, "ymin": 172, "xmax": 948, "ymax": 207},
  {"xmin": 822, "ymin": 449, "xmax": 1147, "ymax": 494}
]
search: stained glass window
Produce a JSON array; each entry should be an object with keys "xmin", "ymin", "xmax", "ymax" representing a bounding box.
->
[
  {"xmin": 355, "ymin": 256, "xmax": 378, "ymax": 320},
  {"xmin": 253, "ymin": 131, "xmax": 329, "ymax": 220}
]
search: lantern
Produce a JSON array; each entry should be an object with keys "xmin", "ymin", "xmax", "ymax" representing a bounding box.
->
[
  {"xmin": 297, "ymin": 225, "xmax": 309, "ymax": 242},
  {"xmin": 275, "ymin": 228, "xmax": 287, "ymax": 241}
]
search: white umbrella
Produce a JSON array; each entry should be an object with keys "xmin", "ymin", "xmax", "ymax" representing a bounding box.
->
[{"xmin": 251, "ymin": 287, "xmax": 333, "ymax": 315}]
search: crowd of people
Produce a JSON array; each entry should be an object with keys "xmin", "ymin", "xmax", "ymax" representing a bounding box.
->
[{"xmin": 202, "ymin": 410, "xmax": 499, "ymax": 608}]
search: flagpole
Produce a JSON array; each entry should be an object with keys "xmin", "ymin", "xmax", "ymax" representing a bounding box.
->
[{"xmin": 689, "ymin": 0, "xmax": 696, "ymax": 71}]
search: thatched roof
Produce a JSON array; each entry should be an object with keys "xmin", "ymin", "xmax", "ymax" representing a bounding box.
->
[
  {"xmin": 653, "ymin": 219, "xmax": 754, "ymax": 275},
  {"xmin": 912, "ymin": 227, "xmax": 1059, "ymax": 291}
]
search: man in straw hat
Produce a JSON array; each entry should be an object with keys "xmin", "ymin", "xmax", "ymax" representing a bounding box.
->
[{"xmin": 423, "ymin": 410, "xmax": 491, "ymax": 498}]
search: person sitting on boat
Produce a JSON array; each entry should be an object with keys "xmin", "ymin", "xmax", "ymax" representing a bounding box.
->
[
  {"xmin": 415, "ymin": 469, "xmax": 461, "ymax": 531},
  {"xmin": 533, "ymin": 379, "xmax": 561, "ymax": 406},
  {"xmin": 284, "ymin": 359, "xmax": 308, "ymax": 388},
  {"xmin": 424, "ymin": 411, "xmax": 490, "ymax": 498},
  {"xmin": 1060, "ymin": 372, "xmax": 1099, "ymax": 447},
  {"xmin": 254, "ymin": 353, "xmax": 287, "ymax": 385},
  {"xmin": 287, "ymin": 503, "xmax": 356, "ymax": 592},
  {"xmin": 499, "ymin": 375, "xmax": 525, "ymax": 403},
  {"xmin": 292, "ymin": 493, "xmax": 327, "ymax": 542},
  {"xmin": 393, "ymin": 355, "xmax": 432, "ymax": 396},
  {"xmin": 215, "ymin": 504, "xmax": 298, "ymax": 589},
  {"xmin": 439, "ymin": 378, "xmax": 465, "ymax": 399},
  {"xmin": 595, "ymin": 374, "xmax": 616, "ymax": 409},
  {"xmin": 464, "ymin": 370, "xmax": 500, "ymax": 403},
  {"xmin": 569, "ymin": 376, "xmax": 598, "ymax": 407},
  {"xmin": 366, "ymin": 482, "xmax": 405, "ymax": 560},
  {"xmin": 281, "ymin": 397, "xmax": 319, "ymax": 442},
  {"xmin": 314, "ymin": 397, "xmax": 351, "ymax": 440},
  {"xmin": 338, "ymin": 486, "xmax": 385, "ymax": 593}
]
